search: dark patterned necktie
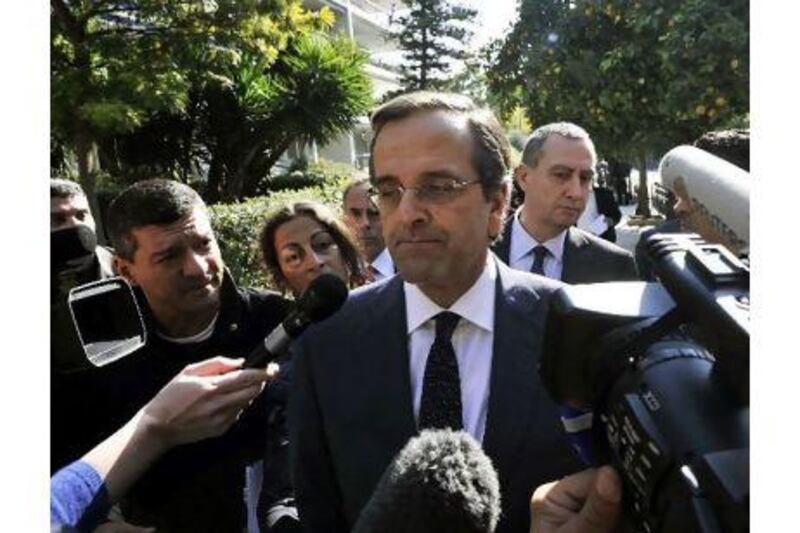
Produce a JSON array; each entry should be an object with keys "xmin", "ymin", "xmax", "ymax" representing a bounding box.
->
[
  {"xmin": 530, "ymin": 245, "xmax": 549, "ymax": 276},
  {"xmin": 419, "ymin": 311, "xmax": 462, "ymax": 431}
]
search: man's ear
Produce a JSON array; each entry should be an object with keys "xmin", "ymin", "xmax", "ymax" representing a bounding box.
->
[
  {"xmin": 488, "ymin": 180, "xmax": 511, "ymax": 240},
  {"xmin": 113, "ymin": 256, "xmax": 138, "ymax": 286},
  {"xmin": 513, "ymin": 164, "xmax": 528, "ymax": 189}
]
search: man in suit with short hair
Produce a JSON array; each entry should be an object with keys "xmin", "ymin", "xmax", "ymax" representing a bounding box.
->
[
  {"xmin": 290, "ymin": 92, "xmax": 582, "ymax": 533},
  {"xmin": 577, "ymin": 182, "xmax": 623, "ymax": 243},
  {"xmin": 342, "ymin": 176, "xmax": 395, "ymax": 282},
  {"xmin": 492, "ymin": 122, "xmax": 637, "ymax": 283}
]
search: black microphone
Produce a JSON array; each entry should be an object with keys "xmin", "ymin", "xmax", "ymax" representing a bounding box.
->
[
  {"xmin": 352, "ymin": 429, "xmax": 501, "ymax": 533},
  {"xmin": 245, "ymin": 273, "xmax": 348, "ymax": 368}
]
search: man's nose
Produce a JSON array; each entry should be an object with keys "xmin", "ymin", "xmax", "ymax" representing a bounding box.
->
[
  {"xmin": 564, "ymin": 175, "xmax": 585, "ymax": 199},
  {"xmin": 61, "ymin": 215, "xmax": 82, "ymax": 228},
  {"xmin": 183, "ymin": 251, "xmax": 209, "ymax": 277},
  {"xmin": 394, "ymin": 188, "xmax": 428, "ymax": 226}
]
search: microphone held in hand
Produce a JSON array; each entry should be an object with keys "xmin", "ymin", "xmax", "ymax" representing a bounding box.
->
[
  {"xmin": 353, "ymin": 429, "xmax": 501, "ymax": 533},
  {"xmin": 245, "ymin": 273, "xmax": 348, "ymax": 368}
]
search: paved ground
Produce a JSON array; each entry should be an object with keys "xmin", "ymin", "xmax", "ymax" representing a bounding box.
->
[
  {"xmin": 612, "ymin": 168, "xmax": 663, "ymax": 253},
  {"xmin": 614, "ymin": 203, "xmax": 654, "ymax": 253}
]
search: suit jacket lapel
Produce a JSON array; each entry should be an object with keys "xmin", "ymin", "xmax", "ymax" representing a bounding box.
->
[
  {"xmin": 362, "ymin": 277, "xmax": 417, "ymax": 441},
  {"xmin": 561, "ymin": 227, "xmax": 589, "ymax": 283},
  {"xmin": 482, "ymin": 260, "xmax": 542, "ymax": 481},
  {"xmin": 491, "ymin": 219, "xmax": 513, "ymax": 264}
]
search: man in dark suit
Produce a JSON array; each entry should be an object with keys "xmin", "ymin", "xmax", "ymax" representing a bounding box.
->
[
  {"xmin": 492, "ymin": 122, "xmax": 637, "ymax": 283},
  {"xmin": 580, "ymin": 185, "xmax": 623, "ymax": 243},
  {"xmin": 290, "ymin": 92, "xmax": 582, "ymax": 533}
]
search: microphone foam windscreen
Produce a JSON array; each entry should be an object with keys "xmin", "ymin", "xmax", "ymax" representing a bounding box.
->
[{"xmin": 353, "ymin": 429, "xmax": 501, "ymax": 533}]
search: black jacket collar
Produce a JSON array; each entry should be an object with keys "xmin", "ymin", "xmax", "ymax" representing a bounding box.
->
[{"xmin": 135, "ymin": 268, "xmax": 244, "ymax": 340}]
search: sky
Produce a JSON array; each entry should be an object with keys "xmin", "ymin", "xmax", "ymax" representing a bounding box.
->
[{"xmin": 462, "ymin": 0, "xmax": 519, "ymax": 51}]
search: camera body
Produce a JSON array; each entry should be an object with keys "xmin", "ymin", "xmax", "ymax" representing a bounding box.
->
[{"xmin": 540, "ymin": 233, "xmax": 749, "ymax": 533}]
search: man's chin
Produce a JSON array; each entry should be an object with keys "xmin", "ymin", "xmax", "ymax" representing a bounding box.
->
[
  {"xmin": 555, "ymin": 216, "xmax": 579, "ymax": 230},
  {"xmin": 393, "ymin": 257, "xmax": 432, "ymax": 284},
  {"xmin": 185, "ymin": 284, "xmax": 221, "ymax": 305}
]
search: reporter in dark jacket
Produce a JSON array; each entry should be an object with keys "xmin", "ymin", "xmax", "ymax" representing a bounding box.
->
[{"xmin": 78, "ymin": 180, "xmax": 292, "ymax": 532}]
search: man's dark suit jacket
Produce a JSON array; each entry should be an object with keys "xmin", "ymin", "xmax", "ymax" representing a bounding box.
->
[
  {"xmin": 289, "ymin": 258, "xmax": 582, "ymax": 533},
  {"xmin": 492, "ymin": 223, "xmax": 638, "ymax": 283}
]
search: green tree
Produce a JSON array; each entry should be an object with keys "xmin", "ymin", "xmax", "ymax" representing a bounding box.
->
[
  {"xmin": 199, "ymin": 33, "xmax": 373, "ymax": 201},
  {"xmin": 391, "ymin": 0, "xmax": 477, "ymax": 91},
  {"xmin": 487, "ymin": 0, "xmax": 748, "ymax": 216},
  {"xmin": 51, "ymin": 0, "xmax": 331, "ymax": 231},
  {"xmin": 93, "ymin": 31, "xmax": 373, "ymax": 204}
]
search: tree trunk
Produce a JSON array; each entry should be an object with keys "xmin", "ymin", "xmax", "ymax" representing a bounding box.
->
[
  {"xmin": 243, "ymin": 139, "xmax": 293, "ymax": 198},
  {"xmin": 75, "ymin": 127, "xmax": 107, "ymax": 244},
  {"xmin": 242, "ymin": 138, "xmax": 293, "ymax": 198},
  {"xmin": 635, "ymin": 155, "xmax": 651, "ymax": 217},
  {"xmin": 205, "ymin": 154, "xmax": 223, "ymax": 204},
  {"xmin": 224, "ymin": 144, "xmax": 260, "ymax": 202},
  {"xmin": 54, "ymin": 2, "xmax": 108, "ymax": 241}
]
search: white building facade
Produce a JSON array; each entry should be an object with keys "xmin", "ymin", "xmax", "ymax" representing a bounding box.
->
[{"xmin": 290, "ymin": 0, "xmax": 402, "ymax": 169}]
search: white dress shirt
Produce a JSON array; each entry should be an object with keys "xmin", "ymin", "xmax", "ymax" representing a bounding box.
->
[
  {"xmin": 404, "ymin": 256, "xmax": 496, "ymax": 443},
  {"xmin": 368, "ymin": 247, "xmax": 395, "ymax": 281},
  {"xmin": 509, "ymin": 210, "xmax": 567, "ymax": 280}
]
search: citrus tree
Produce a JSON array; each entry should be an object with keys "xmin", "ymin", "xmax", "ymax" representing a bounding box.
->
[{"xmin": 487, "ymin": 0, "xmax": 748, "ymax": 215}]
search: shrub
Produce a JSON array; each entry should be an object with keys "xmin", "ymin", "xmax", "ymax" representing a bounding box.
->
[{"xmin": 257, "ymin": 159, "xmax": 360, "ymax": 194}]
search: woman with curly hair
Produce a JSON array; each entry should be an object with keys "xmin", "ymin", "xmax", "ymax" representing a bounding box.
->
[{"xmin": 259, "ymin": 200, "xmax": 367, "ymax": 296}]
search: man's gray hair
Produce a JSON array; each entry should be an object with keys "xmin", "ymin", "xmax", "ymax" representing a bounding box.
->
[
  {"xmin": 369, "ymin": 91, "xmax": 512, "ymax": 200},
  {"xmin": 50, "ymin": 179, "xmax": 86, "ymax": 199},
  {"xmin": 521, "ymin": 122, "xmax": 595, "ymax": 168}
]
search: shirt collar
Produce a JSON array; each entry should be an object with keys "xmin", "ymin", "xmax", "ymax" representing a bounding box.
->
[
  {"xmin": 510, "ymin": 209, "xmax": 567, "ymax": 264},
  {"xmin": 404, "ymin": 255, "xmax": 496, "ymax": 335},
  {"xmin": 370, "ymin": 247, "xmax": 395, "ymax": 278}
]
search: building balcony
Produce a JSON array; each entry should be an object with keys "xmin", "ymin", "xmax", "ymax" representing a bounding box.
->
[{"xmin": 305, "ymin": 0, "xmax": 399, "ymax": 54}]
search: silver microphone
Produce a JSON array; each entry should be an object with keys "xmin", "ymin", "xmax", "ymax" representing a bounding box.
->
[{"xmin": 659, "ymin": 145, "xmax": 750, "ymax": 254}]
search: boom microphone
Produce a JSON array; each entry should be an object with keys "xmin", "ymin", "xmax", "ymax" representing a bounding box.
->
[
  {"xmin": 659, "ymin": 145, "xmax": 750, "ymax": 252},
  {"xmin": 245, "ymin": 273, "xmax": 348, "ymax": 368},
  {"xmin": 352, "ymin": 429, "xmax": 501, "ymax": 533}
]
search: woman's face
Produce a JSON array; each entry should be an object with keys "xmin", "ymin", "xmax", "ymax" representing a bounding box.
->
[{"xmin": 273, "ymin": 215, "xmax": 349, "ymax": 296}]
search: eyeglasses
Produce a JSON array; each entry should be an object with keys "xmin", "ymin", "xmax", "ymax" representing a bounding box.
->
[{"xmin": 368, "ymin": 178, "xmax": 481, "ymax": 210}]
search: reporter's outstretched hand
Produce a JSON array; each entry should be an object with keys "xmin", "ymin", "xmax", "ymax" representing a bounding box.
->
[
  {"xmin": 53, "ymin": 357, "xmax": 280, "ymax": 531},
  {"xmin": 530, "ymin": 466, "xmax": 622, "ymax": 533},
  {"xmin": 141, "ymin": 356, "xmax": 279, "ymax": 447}
]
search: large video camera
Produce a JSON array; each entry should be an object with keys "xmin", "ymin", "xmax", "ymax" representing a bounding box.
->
[{"xmin": 540, "ymin": 232, "xmax": 749, "ymax": 533}]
